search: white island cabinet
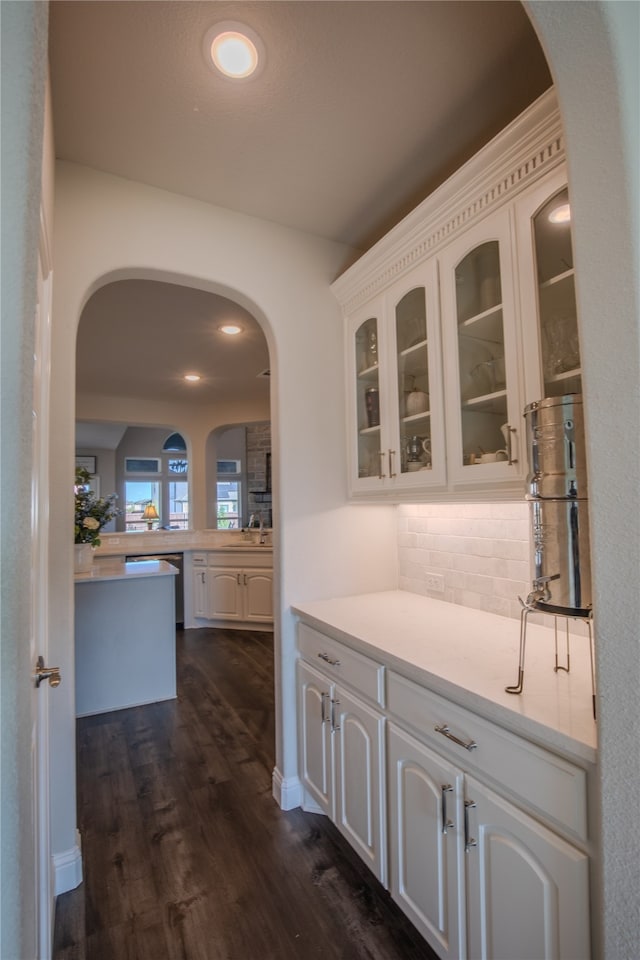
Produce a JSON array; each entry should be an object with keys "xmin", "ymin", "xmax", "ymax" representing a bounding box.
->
[
  {"xmin": 75, "ymin": 559, "xmax": 177, "ymax": 717},
  {"xmin": 293, "ymin": 591, "xmax": 596, "ymax": 960}
]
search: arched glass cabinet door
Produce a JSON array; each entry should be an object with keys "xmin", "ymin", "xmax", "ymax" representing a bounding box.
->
[
  {"xmin": 395, "ymin": 286, "xmax": 430, "ymax": 476},
  {"xmin": 353, "ymin": 312, "xmax": 384, "ymax": 482},
  {"xmin": 454, "ymin": 239, "xmax": 511, "ymax": 467},
  {"xmin": 533, "ymin": 187, "xmax": 581, "ymax": 398}
]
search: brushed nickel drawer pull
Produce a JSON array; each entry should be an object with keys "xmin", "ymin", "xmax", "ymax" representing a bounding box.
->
[
  {"xmin": 464, "ymin": 799, "xmax": 477, "ymax": 852},
  {"xmin": 317, "ymin": 652, "xmax": 341, "ymax": 667},
  {"xmin": 435, "ymin": 723, "xmax": 478, "ymax": 751},
  {"xmin": 441, "ymin": 784, "xmax": 454, "ymax": 835}
]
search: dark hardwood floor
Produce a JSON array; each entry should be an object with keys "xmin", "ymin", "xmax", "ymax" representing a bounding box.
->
[{"xmin": 53, "ymin": 628, "xmax": 438, "ymax": 960}]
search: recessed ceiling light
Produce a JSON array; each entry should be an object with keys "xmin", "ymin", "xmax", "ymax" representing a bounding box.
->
[
  {"xmin": 204, "ymin": 22, "xmax": 264, "ymax": 81},
  {"xmin": 548, "ymin": 203, "xmax": 571, "ymax": 224},
  {"xmin": 219, "ymin": 324, "xmax": 243, "ymax": 336},
  {"xmin": 184, "ymin": 374, "xmax": 201, "ymax": 382}
]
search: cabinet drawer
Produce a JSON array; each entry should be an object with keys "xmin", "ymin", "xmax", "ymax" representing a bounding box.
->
[
  {"xmin": 387, "ymin": 671, "xmax": 587, "ymax": 843},
  {"xmin": 191, "ymin": 553, "xmax": 207, "ymax": 566},
  {"xmin": 298, "ymin": 623, "xmax": 385, "ymax": 708}
]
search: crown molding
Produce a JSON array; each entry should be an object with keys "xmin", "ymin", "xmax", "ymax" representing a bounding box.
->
[{"xmin": 332, "ymin": 87, "xmax": 564, "ymax": 314}]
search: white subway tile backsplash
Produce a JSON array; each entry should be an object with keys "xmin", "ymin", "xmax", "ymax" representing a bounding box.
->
[{"xmin": 398, "ymin": 502, "xmax": 532, "ymax": 621}]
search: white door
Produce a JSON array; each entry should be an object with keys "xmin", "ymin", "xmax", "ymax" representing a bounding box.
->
[
  {"xmin": 297, "ymin": 660, "xmax": 333, "ymax": 816},
  {"xmin": 465, "ymin": 775, "xmax": 590, "ymax": 960},
  {"xmin": 192, "ymin": 567, "xmax": 208, "ymax": 617},
  {"xmin": 32, "ymin": 234, "xmax": 55, "ymax": 958},
  {"xmin": 333, "ymin": 686, "xmax": 386, "ymax": 884},
  {"xmin": 243, "ymin": 569, "xmax": 273, "ymax": 621},
  {"xmin": 387, "ymin": 724, "xmax": 466, "ymax": 960},
  {"xmin": 207, "ymin": 567, "xmax": 243, "ymax": 620}
]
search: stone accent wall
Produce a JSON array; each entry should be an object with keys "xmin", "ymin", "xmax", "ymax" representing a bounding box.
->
[{"xmin": 246, "ymin": 423, "xmax": 272, "ymax": 526}]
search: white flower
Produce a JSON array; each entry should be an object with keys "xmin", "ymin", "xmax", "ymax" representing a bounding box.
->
[{"xmin": 82, "ymin": 517, "xmax": 100, "ymax": 531}]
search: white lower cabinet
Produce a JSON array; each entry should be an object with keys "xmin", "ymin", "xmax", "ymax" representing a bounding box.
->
[
  {"xmin": 296, "ymin": 622, "xmax": 592, "ymax": 959},
  {"xmin": 465, "ymin": 775, "xmax": 590, "ymax": 960},
  {"xmin": 207, "ymin": 567, "xmax": 273, "ymax": 622},
  {"xmin": 188, "ymin": 551, "xmax": 273, "ymax": 626},
  {"xmin": 388, "ymin": 723, "xmax": 466, "ymax": 960},
  {"xmin": 297, "ymin": 651, "xmax": 386, "ymax": 884}
]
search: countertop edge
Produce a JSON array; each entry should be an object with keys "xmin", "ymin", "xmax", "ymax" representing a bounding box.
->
[{"xmin": 292, "ymin": 594, "xmax": 597, "ymax": 768}]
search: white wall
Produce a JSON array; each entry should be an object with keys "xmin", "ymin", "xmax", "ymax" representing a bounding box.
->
[{"xmin": 50, "ymin": 162, "xmax": 398, "ymax": 869}]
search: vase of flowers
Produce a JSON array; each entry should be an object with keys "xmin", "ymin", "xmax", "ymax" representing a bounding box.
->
[{"xmin": 74, "ymin": 467, "xmax": 120, "ymax": 573}]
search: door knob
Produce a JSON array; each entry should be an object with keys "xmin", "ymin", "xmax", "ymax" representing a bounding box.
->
[{"xmin": 34, "ymin": 655, "xmax": 61, "ymax": 689}]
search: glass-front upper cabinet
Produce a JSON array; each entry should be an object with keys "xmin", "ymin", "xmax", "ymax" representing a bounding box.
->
[
  {"xmin": 387, "ymin": 261, "xmax": 445, "ymax": 489},
  {"xmin": 351, "ymin": 305, "xmax": 385, "ymax": 488},
  {"xmin": 440, "ymin": 209, "xmax": 523, "ymax": 488},
  {"xmin": 516, "ymin": 169, "xmax": 581, "ymax": 404},
  {"xmin": 346, "ymin": 261, "xmax": 445, "ymax": 495}
]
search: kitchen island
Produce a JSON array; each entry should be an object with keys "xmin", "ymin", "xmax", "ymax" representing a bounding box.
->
[{"xmin": 75, "ymin": 559, "xmax": 178, "ymax": 717}]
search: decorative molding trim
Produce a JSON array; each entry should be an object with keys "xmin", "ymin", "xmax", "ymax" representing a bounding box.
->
[
  {"xmin": 332, "ymin": 88, "xmax": 565, "ymax": 314},
  {"xmin": 300, "ymin": 794, "xmax": 324, "ymax": 816},
  {"xmin": 53, "ymin": 830, "xmax": 83, "ymax": 895},
  {"xmin": 272, "ymin": 767, "xmax": 302, "ymax": 811}
]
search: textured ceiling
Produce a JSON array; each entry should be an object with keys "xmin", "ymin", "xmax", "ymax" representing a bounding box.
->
[{"xmin": 52, "ymin": 1, "xmax": 550, "ymax": 412}]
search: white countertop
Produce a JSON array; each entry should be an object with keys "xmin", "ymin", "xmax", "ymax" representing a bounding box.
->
[
  {"xmin": 75, "ymin": 559, "xmax": 178, "ymax": 584},
  {"xmin": 292, "ymin": 590, "xmax": 597, "ymax": 765}
]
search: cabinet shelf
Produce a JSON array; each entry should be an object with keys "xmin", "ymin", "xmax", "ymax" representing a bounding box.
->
[
  {"xmin": 359, "ymin": 424, "xmax": 381, "ymax": 436},
  {"xmin": 461, "ymin": 389, "xmax": 507, "ymax": 415},
  {"xmin": 546, "ymin": 366, "xmax": 581, "ymax": 384},
  {"xmin": 401, "ymin": 410, "xmax": 431, "ymax": 426},
  {"xmin": 539, "ymin": 267, "xmax": 574, "ymax": 290},
  {"xmin": 357, "ymin": 363, "xmax": 379, "ymax": 382},
  {"xmin": 398, "ymin": 338, "xmax": 428, "ymax": 359},
  {"xmin": 459, "ymin": 306, "xmax": 504, "ymax": 345}
]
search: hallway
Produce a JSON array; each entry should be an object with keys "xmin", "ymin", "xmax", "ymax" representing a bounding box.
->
[{"xmin": 53, "ymin": 628, "xmax": 436, "ymax": 959}]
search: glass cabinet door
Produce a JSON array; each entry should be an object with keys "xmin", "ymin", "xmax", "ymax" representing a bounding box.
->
[
  {"xmin": 394, "ymin": 286, "xmax": 432, "ymax": 477},
  {"xmin": 354, "ymin": 313, "xmax": 383, "ymax": 481},
  {"xmin": 533, "ymin": 187, "xmax": 581, "ymax": 397},
  {"xmin": 454, "ymin": 240, "xmax": 512, "ymax": 468}
]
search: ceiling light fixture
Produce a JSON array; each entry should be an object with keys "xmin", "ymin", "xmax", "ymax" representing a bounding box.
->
[
  {"xmin": 548, "ymin": 203, "xmax": 571, "ymax": 224},
  {"xmin": 184, "ymin": 374, "xmax": 201, "ymax": 382},
  {"xmin": 219, "ymin": 324, "xmax": 243, "ymax": 336},
  {"xmin": 204, "ymin": 22, "xmax": 264, "ymax": 81}
]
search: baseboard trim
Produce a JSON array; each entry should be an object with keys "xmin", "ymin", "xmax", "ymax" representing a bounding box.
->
[
  {"xmin": 53, "ymin": 829, "xmax": 83, "ymax": 895},
  {"xmin": 272, "ymin": 767, "xmax": 302, "ymax": 810}
]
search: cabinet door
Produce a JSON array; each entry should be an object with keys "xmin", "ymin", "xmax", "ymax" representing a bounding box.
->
[
  {"xmin": 385, "ymin": 261, "xmax": 447, "ymax": 489},
  {"xmin": 515, "ymin": 168, "xmax": 582, "ymax": 405},
  {"xmin": 440, "ymin": 209, "xmax": 524, "ymax": 489},
  {"xmin": 242, "ymin": 569, "xmax": 273, "ymax": 622},
  {"xmin": 388, "ymin": 724, "xmax": 465, "ymax": 960},
  {"xmin": 346, "ymin": 296, "xmax": 390, "ymax": 493},
  {"xmin": 297, "ymin": 660, "xmax": 333, "ymax": 816},
  {"xmin": 465, "ymin": 775, "xmax": 590, "ymax": 960},
  {"xmin": 333, "ymin": 685, "xmax": 386, "ymax": 884},
  {"xmin": 192, "ymin": 567, "xmax": 208, "ymax": 617},
  {"xmin": 207, "ymin": 567, "xmax": 243, "ymax": 620}
]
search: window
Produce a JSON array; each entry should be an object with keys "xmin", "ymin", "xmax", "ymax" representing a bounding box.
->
[
  {"xmin": 125, "ymin": 481, "xmax": 160, "ymax": 531},
  {"xmin": 125, "ymin": 457, "xmax": 160, "ymax": 473},
  {"xmin": 168, "ymin": 481, "xmax": 189, "ymax": 530},
  {"xmin": 217, "ymin": 480, "xmax": 241, "ymax": 528}
]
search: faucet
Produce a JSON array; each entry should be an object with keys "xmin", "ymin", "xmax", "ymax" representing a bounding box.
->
[{"xmin": 258, "ymin": 512, "xmax": 266, "ymax": 544}]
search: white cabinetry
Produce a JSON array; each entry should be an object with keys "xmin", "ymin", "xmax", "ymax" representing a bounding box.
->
[
  {"xmin": 388, "ymin": 723, "xmax": 465, "ymax": 960},
  {"xmin": 347, "ymin": 260, "xmax": 446, "ymax": 494},
  {"xmin": 386, "ymin": 671, "xmax": 590, "ymax": 960},
  {"xmin": 439, "ymin": 207, "xmax": 524, "ymax": 490},
  {"xmin": 333, "ymin": 90, "xmax": 574, "ymax": 502},
  {"xmin": 296, "ymin": 624, "xmax": 386, "ymax": 884},
  {"xmin": 187, "ymin": 550, "xmax": 273, "ymax": 627}
]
